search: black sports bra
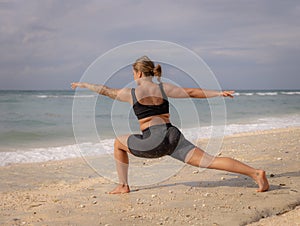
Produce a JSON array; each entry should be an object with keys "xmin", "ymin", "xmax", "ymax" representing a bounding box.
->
[{"xmin": 131, "ymin": 83, "xmax": 169, "ymax": 120}]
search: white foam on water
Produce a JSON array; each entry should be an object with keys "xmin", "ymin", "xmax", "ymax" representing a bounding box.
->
[
  {"xmin": 0, "ymin": 140, "xmax": 114, "ymax": 166},
  {"xmin": 256, "ymin": 92, "xmax": 278, "ymax": 96},
  {"xmin": 36, "ymin": 95, "xmax": 97, "ymax": 99},
  {"xmin": 183, "ymin": 114, "xmax": 300, "ymax": 142},
  {"xmin": 233, "ymin": 92, "xmax": 254, "ymax": 96},
  {"xmin": 1, "ymin": 115, "xmax": 299, "ymax": 166},
  {"xmin": 233, "ymin": 91, "xmax": 300, "ymax": 96},
  {"xmin": 280, "ymin": 91, "xmax": 300, "ymax": 95}
]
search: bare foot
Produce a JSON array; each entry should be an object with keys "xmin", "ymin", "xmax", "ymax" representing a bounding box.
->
[
  {"xmin": 108, "ymin": 184, "xmax": 130, "ymax": 194},
  {"xmin": 254, "ymin": 170, "xmax": 269, "ymax": 192}
]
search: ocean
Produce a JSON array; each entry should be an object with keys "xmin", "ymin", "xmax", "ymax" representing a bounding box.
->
[{"xmin": 0, "ymin": 89, "xmax": 299, "ymax": 166}]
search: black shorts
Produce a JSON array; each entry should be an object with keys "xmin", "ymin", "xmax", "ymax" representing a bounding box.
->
[{"xmin": 127, "ymin": 123, "xmax": 195, "ymax": 162}]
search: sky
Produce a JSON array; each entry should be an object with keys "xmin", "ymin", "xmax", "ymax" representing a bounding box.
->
[{"xmin": 0, "ymin": 0, "xmax": 299, "ymax": 90}]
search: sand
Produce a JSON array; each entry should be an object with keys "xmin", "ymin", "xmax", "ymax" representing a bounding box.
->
[{"xmin": 0, "ymin": 127, "xmax": 299, "ymax": 226}]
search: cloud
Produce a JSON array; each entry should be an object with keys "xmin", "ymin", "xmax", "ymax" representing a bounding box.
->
[
  {"xmin": 190, "ymin": 1, "xmax": 300, "ymax": 65},
  {"xmin": 0, "ymin": 0, "xmax": 299, "ymax": 89}
]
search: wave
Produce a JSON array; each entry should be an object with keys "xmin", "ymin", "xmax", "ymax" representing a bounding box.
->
[
  {"xmin": 280, "ymin": 91, "xmax": 300, "ymax": 95},
  {"xmin": 1, "ymin": 114, "xmax": 299, "ymax": 166},
  {"xmin": 6, "ymin": 119, "xmax": 55, "ymax": 126},
  {"xmin": 0, "ymin": 141, "xmax": 114, "ymax": 167},
  {"xmin": 233, "ymin": 92, "xmax": 254, "ymax": 96},
  {"xmin": 256, "ymin": 92, "xmax": 278, "ymax": 96},
  {"xmin": 184, "ymin": 114, "xmax": 300, "ymax": 139},
  {"xmin": 36, "ymin": 94, "xmax": 97, "ymax": 99},
  {"xmin": 233, "ymin": 91, "xmax": 300, "ymax": 96}
]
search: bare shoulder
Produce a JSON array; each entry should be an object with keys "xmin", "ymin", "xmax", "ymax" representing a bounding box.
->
[
  {"xmin": 161, "ymin": 82, "xmax": 179, "ymax": 92},
  {"xmin": 116, "ymin": 87, "xmax": 132, "ymax": 103},
  {"xmin": 161, "ymin": 82, "xmax": 189, "ymax": 98}
]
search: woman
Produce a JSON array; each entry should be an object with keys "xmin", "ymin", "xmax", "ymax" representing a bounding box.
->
[{"xmin": 71, "ymin": 56, "xmax": 269, "ymax": 194}]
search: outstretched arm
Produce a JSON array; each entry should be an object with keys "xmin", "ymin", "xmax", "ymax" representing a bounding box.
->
[
  {"xmin": 71, "ymin": 82, "xmax": 131, "ymax": 102},
  {"xmin": 184, "ymin": 88, "xmax": 234, "ymax": 98},
  {"xmin": 163, "ymin": 83, "xmax": 234, "ymax": 99}
]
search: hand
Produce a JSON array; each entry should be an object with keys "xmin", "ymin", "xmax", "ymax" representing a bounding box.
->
[
  {"xmin": 221, "ymin": 90, "xmax": 235, "ymax": 98},
  {"xmin": 71, "ymin": 82, "xmax": 86, "ymax": 90}
]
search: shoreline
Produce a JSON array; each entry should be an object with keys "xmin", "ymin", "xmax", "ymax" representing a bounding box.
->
[
  {"xmin": 1, "ymin": 127, "xmax": 299, "ymax": 225},
  {"xmin": 1, "ymin": 123, "xmax": 299, "ymax": 167}
]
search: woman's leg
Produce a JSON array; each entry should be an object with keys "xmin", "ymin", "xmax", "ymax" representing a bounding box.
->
[
  {"xmin": 185, "ymin": 147, "xmax": 269, "ymax": 192},
  {"xmin": 108, "ymin": 135, "xmax": 131, "ymax": 194}
]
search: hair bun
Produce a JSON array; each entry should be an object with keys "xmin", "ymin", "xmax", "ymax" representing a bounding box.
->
[
  {"xmin": 133, "ymin": 56, "xmax": 162, "ymax": 80},
  {"xmin": 153, "ymin": 64, "xmax": 162, "ymax": 77}
]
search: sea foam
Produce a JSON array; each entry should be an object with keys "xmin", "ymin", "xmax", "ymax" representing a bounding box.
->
[{"xmin": 1, "ymin": 114, "xmax": 299, "ymax": 166}]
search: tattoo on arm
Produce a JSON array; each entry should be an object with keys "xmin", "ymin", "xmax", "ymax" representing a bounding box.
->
[
  {"xmin": 98, "ymin": 85, "xmax": 118, "ymax": 99},
  {"xmin": 86, "ymin": 83, "xmax": 118, "ymax": 99}
]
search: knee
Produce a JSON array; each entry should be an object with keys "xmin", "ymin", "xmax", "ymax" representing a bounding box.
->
[
  {"xmin": 185, "ymin": 148, "xmax": 215, "ymax": 168},
  {"xmin": 114, "ymin": 138, "xmax": 121, "ymax": 149},
  {"xmin": 199, "ymin": 153, "xmax": 215, "ymax": 168},
  {"xmin": 114, "ymin": 137, "xmax": 127, "ymax": 151},
  {"xmin": 184, "ymin": 149, "xmax": 199, "ymax": 166}
]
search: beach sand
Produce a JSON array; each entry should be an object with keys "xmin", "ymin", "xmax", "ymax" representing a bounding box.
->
[{"xmin": 0, "ymin": 127, "xmax": 299, "ymax": 226}]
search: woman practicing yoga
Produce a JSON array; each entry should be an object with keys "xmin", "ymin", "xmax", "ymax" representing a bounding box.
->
[{"xmin": 71, "ymin": 56, "xmax": 269, "ymax": 194}]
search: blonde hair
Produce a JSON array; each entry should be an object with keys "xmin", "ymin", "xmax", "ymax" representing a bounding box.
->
[{"xmin": 133, "ymin": 56, "xmax": 162, "ymax": 82}]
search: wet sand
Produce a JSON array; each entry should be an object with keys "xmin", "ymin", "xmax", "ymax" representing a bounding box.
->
[{"xmin": 0, "ymin": 127, "xmax": 299, "ymax": 225}]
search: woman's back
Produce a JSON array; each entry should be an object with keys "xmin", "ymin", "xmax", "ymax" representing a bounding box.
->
[
  {"xmin": 134, "ymin": 82, "xmax": 165, "ymax": 105},
  {"xmin": 131, "ymin": 81, "xmax": 170, "ymax": 130}
]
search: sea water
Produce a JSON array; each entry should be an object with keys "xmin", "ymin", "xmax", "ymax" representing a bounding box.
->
[{"xmin": 0, "ymin": 90, "xmax": 299, "ymax": 166}]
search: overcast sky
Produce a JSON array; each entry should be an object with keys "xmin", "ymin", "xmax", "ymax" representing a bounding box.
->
[{"xmin": 0, "ymin": 0, "xmax": 299, "ymax": 90}]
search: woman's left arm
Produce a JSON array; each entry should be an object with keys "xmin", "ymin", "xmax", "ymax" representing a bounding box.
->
[
  {"xmin": 163, "ymin": 83, "xmax": 234, "ymax": 99},
  {"xmin": 71, "ymin": 82, "xmax": 131, "ymax": 102},
  {"xmin": 185, "ymin": 88, "xmax": 235, "ymax": 98}
]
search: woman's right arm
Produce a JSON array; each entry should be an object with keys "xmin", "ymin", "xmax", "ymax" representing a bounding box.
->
[{"xmin": 71, "ymin": 82, "xmax": 132, "ymax": 103}]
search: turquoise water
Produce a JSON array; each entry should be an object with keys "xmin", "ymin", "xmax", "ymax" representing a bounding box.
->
[{"xmin": 0, "ymin": 89, "xmax": 299, "ymax": 166}]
